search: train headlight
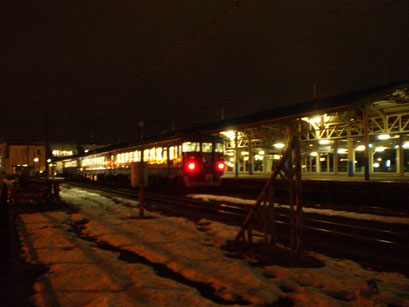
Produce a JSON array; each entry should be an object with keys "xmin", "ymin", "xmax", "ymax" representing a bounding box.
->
[{"xmin": 217, "ymin": 162, "xmax": 225, "ymax": 170}]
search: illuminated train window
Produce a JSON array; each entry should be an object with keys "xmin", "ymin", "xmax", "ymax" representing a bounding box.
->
[
  {"xmin": 134, "ymin": 151, "xmax": 140, "ymax": 162},
  {"xmin": 156, "ymin": 148, "xmax": 162, "ymax": 161},
  {"xmin": 182, "ymin": 142, "xmax": 200, "ymax": 152},
  {"xmin": 202, "ymin": 143, "xmax": 213, "ymax": 153},
  {"xmin": 169, "ymin": 146, "xmax": 177, "ymax": 160},
  {"xmin": 143, "ymin": 149, "xmax": 149, "ymax": 161},
  {"xmin": 215, "ymin": 143, "xmax": 224, "ymax": 153}
]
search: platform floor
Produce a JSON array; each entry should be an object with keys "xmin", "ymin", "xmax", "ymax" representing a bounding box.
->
[{"xmin": 222, "ymin": 172, "xmax": 409, "ymax": 183}]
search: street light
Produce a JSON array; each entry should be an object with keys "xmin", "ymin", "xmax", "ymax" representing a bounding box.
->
[{"xmin": 34, "ymin": 157, "xmax": 39, "ymax": 163}]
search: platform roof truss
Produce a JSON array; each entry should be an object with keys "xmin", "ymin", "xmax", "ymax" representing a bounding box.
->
[
  {"xmin": 300, "ymin": 110, "xmax": 409, "ymax": 142},
  {"xmin": 225, "ymin": 137, "xmax": 267, "ymax": 149},
  {"xmin": 368, "ymin": 112, "xmax": 409, "ymax": 135},
  {"xmin": 298, "ymin": 111, "xmax": 363, "ymax": 141}
]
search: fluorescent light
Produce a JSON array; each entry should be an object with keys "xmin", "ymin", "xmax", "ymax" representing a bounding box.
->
[
  {"xmin": 273, "ymin": 143, "xmax": 285, "ymax": 149},
  {"xmin": 319, "ymin": 140, "xmax": 330, "ymax": 145},
  {"xmin": 374, "ymin": 147, "xmax": 386, "ymax": 152},
  {"xmin": 378, "ymin": 134, "xmax": 390, "ymax": 140},
  {"xmin": 337, "ymin": 149, "xmax": 347, "ymax": 154},
  {"xmin": 356, "ymin": 145, "xmax": 365, "ymax": 151},
  {"xmin": 220, "ymin": 130, "xmax": 236, "ymax": 140},
  {"xmin": 310, "ymin": 152, "xmax": 317, "ymax": 157}
]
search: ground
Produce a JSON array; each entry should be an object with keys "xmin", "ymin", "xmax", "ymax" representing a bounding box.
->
[{"xmin": 2, "ymin": 186, "xmax": 409, "ymax": 306}]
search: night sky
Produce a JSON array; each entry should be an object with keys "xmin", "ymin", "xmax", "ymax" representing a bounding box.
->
[{"xmin": 1, "ymin": 0, "xmax": 408, "ymax": 144}]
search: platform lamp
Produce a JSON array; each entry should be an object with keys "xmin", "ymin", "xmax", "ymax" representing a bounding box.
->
[{"xmin": 34, "ymin": 157, "xmax": 39, "ymax": 174}]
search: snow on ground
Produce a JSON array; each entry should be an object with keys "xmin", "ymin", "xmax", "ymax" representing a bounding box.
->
[
  {"xmin": 189, "ymin": 194, "xmax": 409, "ymax": 225},
  {"xmin": 17, "ymin": 186, "xmax": 409, "ymax": 306}
]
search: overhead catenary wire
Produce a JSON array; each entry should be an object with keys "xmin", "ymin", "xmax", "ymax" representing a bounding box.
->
[
  {"xmin": 53, "ymin": 0, "xmax": 406, "ymax": 140},
  {"xmin": 191, "ymin": 0, "xmax": 355, "ymax": 70},
  {"xmin": 51, "ymin": 0, "xmax": 251, "ymax": 138},
  {"xmin": 221, "ymin": 0, "xmax": 405, "ymax": 72}
]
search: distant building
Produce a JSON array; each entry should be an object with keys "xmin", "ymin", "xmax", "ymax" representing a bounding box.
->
[{"xmin": 0, "ymin": 141, "xmax": 104, "ymax": 175}]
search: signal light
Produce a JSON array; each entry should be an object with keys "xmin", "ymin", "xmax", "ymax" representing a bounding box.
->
[
  {"xmin": 187, "ymin": 162, "xmax": 196, "ymax": 170},
  {"xmin": 217, "ymin": 162, "xmax": 225, "ymax": 170}
]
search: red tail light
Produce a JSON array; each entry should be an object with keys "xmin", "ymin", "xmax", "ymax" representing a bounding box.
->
[
  {"xmin": 217, "ymin": 162, "xmax": 225, "ymax": 170},
  {"xmin": 187, "ymin": 162, "xmax": 196, "ymax": 171}
]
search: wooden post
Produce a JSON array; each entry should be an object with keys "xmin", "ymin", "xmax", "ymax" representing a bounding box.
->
[
  {"xmin": 268, "ymin": 184, "xmax": 276, "ymax": 246},
  {"xmin": 139, "ymin": 150, "xmax": 144, "ymax": 218},
  {"xmin": 234, "ymin": 134, "xmax": 303, "ymax": 264},
  {"xmin": 294, "ymin": 136, "xmax": 303, "ymax": 261}
]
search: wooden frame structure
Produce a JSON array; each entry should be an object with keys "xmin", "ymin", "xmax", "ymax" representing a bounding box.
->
[{"xmin": 234, "ymin": 134, "xmax": 303, "ymax": 263}]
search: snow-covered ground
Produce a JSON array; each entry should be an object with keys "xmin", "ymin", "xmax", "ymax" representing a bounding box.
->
[
  {"xmin": 188, "ymin": 194, "xmax": 409, "ymax": 225},
  {"xmin": 17, "ymin": 186, "xmax": 409, "ymax": 306}
]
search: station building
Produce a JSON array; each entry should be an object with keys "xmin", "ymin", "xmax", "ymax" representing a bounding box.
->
[
  {"xmin": 202, "ymin": 82, "xmax": 409, "ymax": 179},
  {"xmin": 0, "ymin": 141, "xmax": 103, "ymax": 175}
]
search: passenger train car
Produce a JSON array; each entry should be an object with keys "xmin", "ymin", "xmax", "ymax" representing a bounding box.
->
[{"xmin": 58, "ymin": 134, "xmax": 225, "ymax": 187}]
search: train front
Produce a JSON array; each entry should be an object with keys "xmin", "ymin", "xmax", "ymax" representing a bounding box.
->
[{"xmin": 182, "ymin": 137, "xmax": 225, "ymax": 187}]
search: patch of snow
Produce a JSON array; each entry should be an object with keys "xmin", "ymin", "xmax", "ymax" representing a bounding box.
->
[{"xmin": 16, "ymin": 186, "xmax": 409, "ymax": 306}]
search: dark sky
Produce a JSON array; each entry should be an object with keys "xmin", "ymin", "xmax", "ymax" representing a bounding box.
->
[{"xmin": 1, "ymin": 0, "xmax": 408, "ymax": 144}]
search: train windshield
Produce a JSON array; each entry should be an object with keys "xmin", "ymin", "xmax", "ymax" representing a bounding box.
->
[
  {"xmin": 182, "ymin": 142, "xmax": 200, "ymax": 152},
  {"xmin": 202, "ymin": 142, "xmax": 213, "ymax": 153},
  {"xmin": 215, "ymin": 143, "xmax": 224, "ymax": 153}
]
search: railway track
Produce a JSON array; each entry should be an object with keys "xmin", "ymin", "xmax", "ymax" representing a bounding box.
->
[{"xmin": 63, "ymin": 180, "xmax": 409, "ymax": 275}]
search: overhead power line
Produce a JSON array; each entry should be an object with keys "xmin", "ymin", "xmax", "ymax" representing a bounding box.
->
[
  {"xmin": 226, "ymin": 0, "xmax": 405, "ymax": 71},
  {"xmin": 52, "ymin": 0, "xmax": 251, "ymax": 137},
  {"xmin": 196, "ymin": 0, "xmax": 355, "ymax": 70}
]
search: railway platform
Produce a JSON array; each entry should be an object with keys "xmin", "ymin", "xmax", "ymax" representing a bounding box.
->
[{"xmin": 221, "ymin": 173, "xmax": 409, "ymax": 208}]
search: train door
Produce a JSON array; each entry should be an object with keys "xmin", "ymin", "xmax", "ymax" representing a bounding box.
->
[{"xmin": 202, "ymin": 142, "xmax": 213, "ymax": 179}]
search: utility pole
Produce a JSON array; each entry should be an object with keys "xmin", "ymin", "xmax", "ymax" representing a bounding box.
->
[
  {"xmin": 139, "ymin": 150, "xmax": 144, "ymax": 218},
  {"xmin": 138, "ymin": 121, "xmax": 144, "ymax": 139},
  {"xmin": 138, "ymin": 121, "xmax": 144, "ymax": 218}
]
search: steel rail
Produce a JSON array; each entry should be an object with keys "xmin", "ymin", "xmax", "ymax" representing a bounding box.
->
[{"xmin": 63, "ymin": 181, "xmax": 409, "ymax": 251}]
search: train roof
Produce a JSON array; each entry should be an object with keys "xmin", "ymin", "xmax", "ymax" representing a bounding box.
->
[{"xmin": 53, "ymin": 132, "xmax": 224, "ymax": 161}]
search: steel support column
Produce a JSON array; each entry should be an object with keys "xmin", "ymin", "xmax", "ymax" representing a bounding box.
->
[
  {"xmin": 398, "ymin": 134, "xmax": 405, "ymax": 176},
  {"xmin": 248, "ymin": 136, "xmax": 253, "ymax": 175},
  {"xmin": 347, "ymin": 126, "xmax": 354, "ymax": 176},
  {"xmin": 333, "ymin": 140, "xmax": 338, "ymax": 175},
  {"xmin": 235, "ymin": 130, "xmax": 239, "ymax": 178},
  {"xmin": 363, "ymin": 107, "xmax": 370, "ymax": 180}
]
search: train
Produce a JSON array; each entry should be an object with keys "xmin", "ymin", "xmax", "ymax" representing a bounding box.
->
[{"xmin": 55, "ymin": 133, "xmax": 226, "ymax": 187}]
